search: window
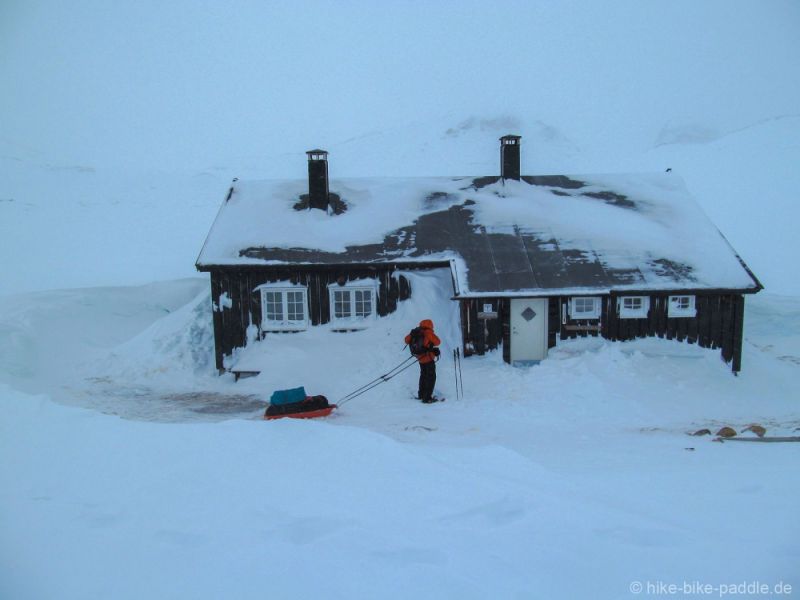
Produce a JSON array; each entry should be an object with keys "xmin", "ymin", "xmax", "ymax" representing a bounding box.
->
[
  {"xmin": 354, "ymin": 289, "xmax": 372, "ymax": 317},
  {"xmin": 328, "ymin": 282, "xmax": 377, "ymax": 328},
  {"xmin": 258, "ymin": 285, "xmax": 308, "ymax": 331},
  {"xmin": 332, "ymin": 290, "xmax": 351, "ymax": 318},
  {"xmin": 618, "ymin": 296, "xmax": 650, "ymax": 319},
  {"xmin": 668, "ymin": 295, "xmax": 696, "ymax": 318},
  {"xmin": 569, "ymin": 296, "xmax": 601, "ymax": 319}
]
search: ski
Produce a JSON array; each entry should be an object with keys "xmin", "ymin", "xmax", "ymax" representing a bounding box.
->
[
  {"xmin": 411, "ymin": 395, "xmax": 445, "ymax": 403},
  {"xmin": 421, "ymin": 396, "xmax": 445, "ymax": 404}
]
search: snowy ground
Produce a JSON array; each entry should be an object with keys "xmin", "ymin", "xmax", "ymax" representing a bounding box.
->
[{"xmin": 1, "ymin": 270, "xmax": 798, "ymax": 599}]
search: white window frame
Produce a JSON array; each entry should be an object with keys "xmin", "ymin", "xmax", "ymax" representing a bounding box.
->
[
  {"xmin": 328, "ymin": 281, "xmax": 378, "ymax": 329},
  {"xmin": 618, "ymin": 296, "xmax": 650, "ymax": 319},
  {"xmin": 569, "ymin": 296, "xmax": 601, "ymax": 319},
  {"xmin": 668, "ymin": 295, "xmax": 696, "ymax": 318},
  {"xmin": 256, "ymin": 284, "xmax": 309, "ymax": 331}
]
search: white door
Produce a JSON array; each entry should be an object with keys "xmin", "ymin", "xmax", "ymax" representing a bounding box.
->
[{"xmin": 510, "ymin": 298, "xmax": 548, "ymax": 365}]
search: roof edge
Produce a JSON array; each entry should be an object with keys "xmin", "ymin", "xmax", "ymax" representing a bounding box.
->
[
  {"xmin": 195, "ymin": 260, "xmax": 453, "ymax": 273},
  {"xmin": 452, "ymin": 286, "xmax": 762, "ymax": 299}
]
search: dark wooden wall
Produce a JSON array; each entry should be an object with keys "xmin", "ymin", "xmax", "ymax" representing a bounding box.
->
[
  {"xmin": 557, "ymin": 293, "xmax": 746, "ymax": 372},
  {"xmin": 209, "ymin": 266, "xmax": 411, "ymax": 371},
  {"xmin": 211, "ymin": 269, "xmax": 748, "ymax": 374},
  {"xmin": 460, "ymin": 293, "xmax": 747, "ymax": 372},
  {"xmin": 459, "ymin": 298, "xmax": 507, "ymax": 359},
  {"xmin": 607, "ymin": 294, "xmax": 744, "ymax": 371},
  {"xmin": 460, "ymin": 297, "xmax": 561, "ymax": 363}
]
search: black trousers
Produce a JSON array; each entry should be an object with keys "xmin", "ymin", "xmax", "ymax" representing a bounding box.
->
[{"xmin": 418, "ymin": 361, "xmax": 436, "ymax": 400}]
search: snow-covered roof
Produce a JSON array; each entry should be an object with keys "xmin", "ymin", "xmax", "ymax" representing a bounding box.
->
[{"xmin": 196, "ymin": 174, "xmax": 761, "ymax": 296}]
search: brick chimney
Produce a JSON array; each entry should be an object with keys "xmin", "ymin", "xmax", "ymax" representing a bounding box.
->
[
  {"xmin": 500, "ymin": 135, "xmax": 521, "ymax": 181},
  {"xmin": 306, "ymin": 149, "xmax": 329, "ymax": 211}
]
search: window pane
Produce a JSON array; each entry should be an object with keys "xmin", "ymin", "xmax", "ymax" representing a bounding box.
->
[
  {"xmin": 575, "ymin": 298, "xmax": 592, "ymax": 313},
  {"xmin": 354, "ymin": 290, "xmax": 372, "ymax": 317},
  {"xmin": 334, "ymin": 290, "xmax": 351, "ymax": 318},
  {"xmin": 287, "ymin": 291, "xmax": 304, "ymax": 321},
  {"xmin": 265, "ymin": 291, "xmax": 283, "ymax": 321},
  {"xmin": 668, "ymin": 295, "xmax": 694, "ymax": 317},
  {"xmin": 623, "ymin": 297, "xmax": 641, "ymax": 310}
]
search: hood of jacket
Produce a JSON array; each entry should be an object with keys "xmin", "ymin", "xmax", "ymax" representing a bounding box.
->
[{"xmin": 419, "ymin": 319, "xmax": 434, "ymax": 330}]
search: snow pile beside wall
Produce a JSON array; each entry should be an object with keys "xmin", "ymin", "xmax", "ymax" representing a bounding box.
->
[
  {"xmin": 0, "ymin": 279, "xmax": 208, "ymax": 394},
  {"xmin": 96, "ymin": 288, "xmax": 216, "ymax": 385}
]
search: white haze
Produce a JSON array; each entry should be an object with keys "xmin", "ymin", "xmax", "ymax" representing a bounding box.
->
[{"xmin": 1, "ymin": 0, "xmax": 797, "ymax": 174}]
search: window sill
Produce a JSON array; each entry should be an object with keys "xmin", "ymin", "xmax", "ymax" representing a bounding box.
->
[{"xmin": 261, "ymin": 324, "xmax": 308, "ymax": 333}]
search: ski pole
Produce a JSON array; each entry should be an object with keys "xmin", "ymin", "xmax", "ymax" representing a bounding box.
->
[
  {"xmin": 453, "ymin": 349, "xmax": 459, "ymax": 400},
  {"xmin": 338, "ymin": 355, "xmax": 418, "ymax": 406},
  {"xmin": 457, "ymin": 347, "xmax": 464, "ymax": 400}
]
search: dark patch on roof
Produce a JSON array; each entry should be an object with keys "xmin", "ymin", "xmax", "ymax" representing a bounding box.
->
[
  {"xmin": 522, "ymin": 175, "xmax": 586, "ymax": 189},
  {"xmin": 424, "ymin": 192, "xmax": 458, "ymax": 210},
  {"xmin": 602, "ymin": 267, "xmax": 646, "ymax": 286},
  {"xmin": 649, "ymin": 258, "xmax": 696, "ymax": 282},
  {"xmin": 581, "ymin": 190, "xmax": 635, "ymax": 209},
  {"xmin": 293, "ymin": 192, "xmax": 347, "ymax": 215},
  {"xmin": 464, "ymin": 176, "xmax": 501, "ymax": 190},
  {"xmin": 462, "ymin": 175, "xmax": 637, "ymax": 210},
  {"xmin": 239, "ymin": 200, "xmax": 690, "ymax": 293}
]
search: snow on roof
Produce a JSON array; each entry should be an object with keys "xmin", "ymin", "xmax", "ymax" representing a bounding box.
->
[{"xmin": 196, "ymin": 174, "xmax": 760, "ymax": 295}]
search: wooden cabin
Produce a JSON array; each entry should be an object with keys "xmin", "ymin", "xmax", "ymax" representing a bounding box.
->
[{"xmin": 196, "ymin": 137, "xmax": 761, "ymax": 375}]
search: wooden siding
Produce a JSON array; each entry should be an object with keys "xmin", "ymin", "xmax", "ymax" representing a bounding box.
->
[
  {"xmin": 461, "ymin": 297, "xmax": 558, "ymax": 362},
  {"xmin": 210, "ymin": 265, "xmax": 748, "ymax": 374},
  {"xmin": 209, "ymin": 266, "xmax": 410, "ymax": 371},
  {"xmin": 458, "ymin": 298, "xmax": 507, "ymax": 359},
  {"xmin": 460, "ymin": 292, "xmax": 747, "ymax": 372},
  {"xmin": 561, "ymin": 293, "xmax": 747, "ymax": 372}
]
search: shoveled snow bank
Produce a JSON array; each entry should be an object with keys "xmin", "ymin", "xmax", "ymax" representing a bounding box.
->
[{"xmin": 0, "ymin": 279, "xmax": 210, "ymax": 395}]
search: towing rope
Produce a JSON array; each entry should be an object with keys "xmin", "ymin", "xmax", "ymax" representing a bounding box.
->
[{"xmin": 337, "ymin": 355, "xmax": 420, "ymax": 406}]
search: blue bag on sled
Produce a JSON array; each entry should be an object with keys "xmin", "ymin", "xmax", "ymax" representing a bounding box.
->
[{"xmin": 269, "ymin": 387, "xmax": 307, "ymax": 406}]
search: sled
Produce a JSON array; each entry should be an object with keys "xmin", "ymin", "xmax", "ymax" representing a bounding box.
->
[
  {"xmin": 264, "ymin": 404, "xmax": 337, "ymax": 420},
  {"xmin": 263, "ymin": 387, "xmax": 336, "ymax": 420}
]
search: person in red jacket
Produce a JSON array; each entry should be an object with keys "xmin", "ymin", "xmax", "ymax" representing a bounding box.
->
[{"xmin": 405, "ymin": 319, "xmax": 441, "ymax": 403}]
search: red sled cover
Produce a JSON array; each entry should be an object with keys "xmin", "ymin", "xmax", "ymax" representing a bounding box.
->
[{"xmin": 264, "ymin": 405, "xmax": 337, "ymax": 420}]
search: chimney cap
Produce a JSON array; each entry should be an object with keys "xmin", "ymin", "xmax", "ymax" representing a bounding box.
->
[
  {"xmin": 499, "ymin": 135, "xmax": 522, "ymax": 144},
  {"xmin": 306, "ymin": 149, "xmax": 328, "ymax": 160}
]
